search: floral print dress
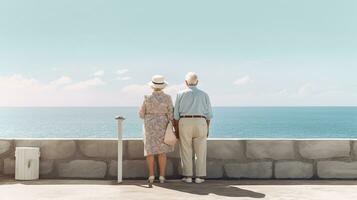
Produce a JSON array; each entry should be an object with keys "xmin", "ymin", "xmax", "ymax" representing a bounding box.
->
[{"xmin": 139, "ymin": 91, "xmax": 174, "ymax": 156}]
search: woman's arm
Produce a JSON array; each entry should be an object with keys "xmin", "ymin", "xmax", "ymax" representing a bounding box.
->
[
  {"xmin": 138, "ymin": 97, "xmax": 146, "ymax": 119},
  {"xmin": 167, "ymin": 96, "xmax": 174, "ymax": 122}
]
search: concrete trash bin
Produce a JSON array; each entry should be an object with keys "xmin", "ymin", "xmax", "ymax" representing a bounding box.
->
[{"xmin": 15, "ymin": 147, "xmax": 40, "ymax": 180}]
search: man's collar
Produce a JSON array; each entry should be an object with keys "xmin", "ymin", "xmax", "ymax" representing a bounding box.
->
[{"xmin": 188, "ymin": 85, "xmax": 197, "ymax": 89}]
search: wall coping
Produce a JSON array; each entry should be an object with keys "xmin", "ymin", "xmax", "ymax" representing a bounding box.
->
[{"xmin": 0, "ymin": 138, "xmax": 357, "ymax": 141}]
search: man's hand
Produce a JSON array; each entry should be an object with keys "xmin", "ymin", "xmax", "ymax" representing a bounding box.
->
[{"xmin": 206, "ymin": 120, "xmax": 210, "ymax": 137}]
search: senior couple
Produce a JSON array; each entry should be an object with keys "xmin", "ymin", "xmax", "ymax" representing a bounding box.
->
[{"xmin": 139, "ymin": 72, "xmax": 213, "ymax": 184}]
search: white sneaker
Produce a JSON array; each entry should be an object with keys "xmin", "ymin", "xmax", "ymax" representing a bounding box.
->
[
  {"xmin": 159, "ymin": 176, "xmax": 166, "ymax": 183},
  {"xmin": 182, "ymin": 177, "xmax": 193, "ymax": 183},
  {"xmin": 195, "ymin": 178, "xmax": 205, "ymax": 184},
  {"xmin": 148, "ymin": 176, "xmax": 155, "ymax": 184},
  {"xmin": 148, "ymin": 176, "xmax": 155, "ymax": 188}
]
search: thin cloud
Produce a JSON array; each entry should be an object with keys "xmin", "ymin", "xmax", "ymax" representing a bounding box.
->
[
  {"xmin": 233, "ymin": 75, "xmax": 252, "ymax": 86},
  {"xmin": 64, "ymin": 77, "xmax": 106, "ymax": 90},
  {"xmin": 117, "ymin": 69, "xmax": 129, "ymax": 75},
  {"xmin": 0, "ymin": 74, "xmax": 43, "ymax": 91},
  {"xmin": 298, "ymin": 83, "xmax": 314, "ymax": 96},
  {"xmin": 93, "ymin": 70, "xmax": 104, "ymax": 77},
  {"xmin": 117, "ymin": 76, "xmax": 132, "ymax": 81},
  {"xmin": 0, "ymin": 74, "xmax": 56, "ymax": 106},
  {"xmin": 116, "ymin": 69, "xmax": 131, "ymax": 81},
  {"xmin": 50, "ymin": 76, "xmax": 72, "ymax": 87},
  {"xmin": 277, "ymin": 89, "xmax": 289, "ymax": 96},
  {"xmin": 121, "ymin": 84, "xmax": 150, "ymax": 94},
  {"xmin": 296, "ymin": 83, "xmax": 324, "ymax": 97}
]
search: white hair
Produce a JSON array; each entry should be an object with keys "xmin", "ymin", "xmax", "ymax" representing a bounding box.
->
[{"xmin": 185, "ymin": 72, "xmax": 198, "ymax": 85}]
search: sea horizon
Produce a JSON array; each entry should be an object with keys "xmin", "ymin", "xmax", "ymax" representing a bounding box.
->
[{"xmin": 1, "ymin": 107, "xmax": 356, "ymax": 139}]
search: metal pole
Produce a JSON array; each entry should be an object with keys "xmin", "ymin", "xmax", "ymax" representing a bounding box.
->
[{"xmin": 116, "ymin": 116, "xmax": 125, "ymax": 183}]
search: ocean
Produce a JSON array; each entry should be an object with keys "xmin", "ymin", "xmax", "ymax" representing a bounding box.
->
[{"xmin": 0, "ymin": 107, "xmax": 356, "ymax": 139}]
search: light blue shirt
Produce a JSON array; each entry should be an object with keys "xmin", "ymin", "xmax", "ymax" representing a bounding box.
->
[{"xmin": 174, "ymin": 86, "xmax": 213, "ymax": 120}]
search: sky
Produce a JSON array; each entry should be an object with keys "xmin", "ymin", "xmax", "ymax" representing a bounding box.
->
[{"xmin": 0, "ymin": 0, "xmax": 356, "ymax": 106}]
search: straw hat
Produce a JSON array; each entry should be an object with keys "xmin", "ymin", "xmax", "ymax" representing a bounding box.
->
[{"xmin": 148, "ymin": 75, "xmax": 168, "ymax": 89}]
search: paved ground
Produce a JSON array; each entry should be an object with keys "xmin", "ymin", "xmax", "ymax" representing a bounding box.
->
[{"xmin": 1, "ymin": 179, "xmax": 357, "ymax": 200}]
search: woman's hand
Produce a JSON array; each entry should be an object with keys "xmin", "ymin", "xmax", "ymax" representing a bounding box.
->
[{"xmin": 173, "ymin": 120, "xmax": 179, "ymax": 139}]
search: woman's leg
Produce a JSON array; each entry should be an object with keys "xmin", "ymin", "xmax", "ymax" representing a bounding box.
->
[
  {"xmin": 158, "ymin": 153, "xmax": 167, "ymax": 177},
  {"xmin": 146, "ymin": 155, "xmax": 155, "ymax": 177}
]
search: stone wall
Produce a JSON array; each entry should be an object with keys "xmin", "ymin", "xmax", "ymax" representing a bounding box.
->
[{"xmin": 0, "ymin": 139, "xmax": 356, "ymax": 179}]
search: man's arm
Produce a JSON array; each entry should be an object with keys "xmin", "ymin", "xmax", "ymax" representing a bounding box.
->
[
  {"xmin": 205, "ymin": 94, "xmax": 213, "ymax": 120},
  {"xmin": 206, "ymin": 119, "xmax": 210, "ymax": 137},
  {"xmin": 173, "ymin": 94, "xmax": 181, "ymax": 138},
  {"xmin": 205, "ymin": 94, "xmax": 213, "ymax": 137}
]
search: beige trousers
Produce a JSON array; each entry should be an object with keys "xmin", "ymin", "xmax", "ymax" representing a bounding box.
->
[{"xmin": 179, "ymin": 118, "xmax": 208, "ymax": 177}]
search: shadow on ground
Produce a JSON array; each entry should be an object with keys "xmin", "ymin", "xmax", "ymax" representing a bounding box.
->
[
  {"xmin": 2, "ymin": 178, "xmax": 357, "ymax": 198},
  {"xmin": 0, "ymin": 179, "xmax": 265, "ymax": 198},
  {"xmin": 154, "ymin": 181, "xmax": 266, "ymax": 198}
]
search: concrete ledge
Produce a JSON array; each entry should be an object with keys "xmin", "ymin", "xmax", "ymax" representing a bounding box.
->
[
  {"xmin": 207, "ymin": 140, "xmax": 245, "ymax": 160},
  {"xmin": 40, "ymin": 160, "xmax": 54, "ymax": 175},
  {"xmin": 352, "ymin": 141, "xmax": 357, "ymax": 158},
  {"xmin": 246, "ymin": 141, "xmax": 295, "ymax": 160},
  {"xmin": 15, "ymin": 140, "xmax": 76, "ymax": 159},
  {"xmin": 207, "ymin": 160, "xmax": 224, "ymax": 179},
  {"xmin": 57, "ymin": 160, "xmax": 107, "ymax": 179},
  {"xmin": 0, "ymin": 140, "xmax": 11, "ymax": 155},
  {"xmin": 123, "ymin": 160, "xmax": 148, "ymax": 178},
  {"xmin": 317, "ymin": 161, "xmax": 357, "ymax": 179},
  {"xmin": 78, "ymin": 140, "xmax": 117, "ymax": 158},
  {"xmin": 275, "ymin": 161, "xmax": 313, "ymax": 179},
  {"xmin": 126, "ymin": 140, "xmax": 145, "ymax": 160},
  {"xmin": 1, "ymin": 139, "xmax": 357, "ymax": 180},
  {"xmin": 3, "ymin": 158, "xmax": 15, "ymax": 175},
  {"xmin": 298, "ymin": 141, "xmax": 350, "ymax": 159},
  {"xmin": 224, "ymin": 162, "xmax": 273, "ymax": 179}
]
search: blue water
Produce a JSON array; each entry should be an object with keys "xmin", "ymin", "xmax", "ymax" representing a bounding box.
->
[{"xmin": 0, "ymin": 107, "xmax": 356, "ymax": 138}]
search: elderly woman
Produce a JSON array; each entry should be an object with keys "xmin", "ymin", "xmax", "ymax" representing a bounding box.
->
[{"xmin": 139, "ymin": 75, "xmax": 174, "ymax": 184}]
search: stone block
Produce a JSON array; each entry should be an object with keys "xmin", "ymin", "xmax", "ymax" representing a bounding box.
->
[
  {"xmin": 298, "ymin": 141, "xmax": 350, "ymax": 159},
  {"xmin": 163, "ymin": 159, "xmax": 175, "ymax": 177},
  {"xmin": 4, "ymin": 158, "xmax": 15, "ymax": 175},
  {"xmin": 208, "ymin": 140, "xmax": 245, "ymax": 160},
  {"xmin": 78, "ymin": 140, "xmax": 117, "ymax": 158},
  {"xmin": 207, "ymin": 160, "xmax": 224, "ymax": 179},
  {"xmin": 57, "ymin": 160, "xmax": 107, "ymax": 179},
  {"xmin": 352, "ymin": 141, "xmax": 357, "ymax": 158},
  {"xmin": 40, "ymin": 160, "xmax": 54, "ymax": 175},
  {"xmin": 246, "ymin": 140, "xmax": 295, "ymax": 160},
  {"xmin": 108, "ymin": 160, "xmax": 118, "ymax": 177},
  {"xmin": 317, "ymin": 161, "xmax": 357, "ymax": 179},
  {"xmin": 224, "ymin": 162, "xmax": 273, "ymax": 179},
  {"xmin": 0, "ymin": 140, "xmax": 12, "ymax": 155},
  {"xmin": 123, "ymin": 160, "xmax": 148, "ymax": 178},
  {"xmin": 15, "ymin": 140, "xmax": 76, "ymax": 160},
  {"xmin": 111, "ymin": 159, "xmax": 175, "ymax": 178},
  {"xmin": 167, "ymin": 144, "xmax": 180, "ymax": 158},
  {"xmin": 126, "ymin": 140, "xmax": 144, "ymax": 159},
  {"xmin": 275, "ymin": 161, "xmax": 313, "ymax": 179},
  {"xmin": 0, "ymin": 159, "xmax": 3, "ymax": 173}
]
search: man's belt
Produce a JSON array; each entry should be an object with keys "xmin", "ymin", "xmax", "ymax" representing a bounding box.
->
[{"xmin": 180, "ymin": 115, "xmax": 206, "ymax": 119}]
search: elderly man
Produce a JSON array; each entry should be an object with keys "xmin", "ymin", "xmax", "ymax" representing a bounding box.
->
[{"xmin": 174, "ymin": 72, "xmax": 213, "ymax": 184}]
